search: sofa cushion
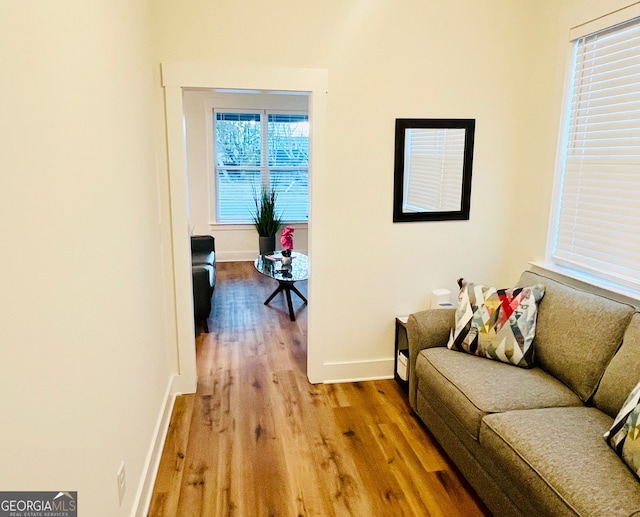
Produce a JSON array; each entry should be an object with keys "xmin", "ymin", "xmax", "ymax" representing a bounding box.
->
[
  {"xmin": 415, "ymin": 347, "xmax": 582, "ymax": 440},
  {"xmin": 448, "ymin": 282, "xmax": 544, "ymax": 368},
  {"xmin": 594, "ymin": 313, "xmax": 640, "ymax": 418},
  {"xmin": 414, "ymin": 387, "xmax": 546, "ymax": 517},
  {"xmin": 517, "ymin": 271, "xmax": 636, "ymax": 402},
  {"xmin": 605, "ymin": 380, "xmax": 640, "ymax": 479},
  {"xmin": 481, "ymin": 407, "xmax": 640, "ymax": 517}
]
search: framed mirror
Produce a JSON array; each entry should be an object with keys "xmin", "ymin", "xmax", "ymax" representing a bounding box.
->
[{"xmin": 393, "ymin": 118, "xmax": 475, "ymax": 222}]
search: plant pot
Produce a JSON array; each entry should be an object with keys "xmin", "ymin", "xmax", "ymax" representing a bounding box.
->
[{"xmin": 259, "ymin": 235, "xmax": 276, "ymax": 255}]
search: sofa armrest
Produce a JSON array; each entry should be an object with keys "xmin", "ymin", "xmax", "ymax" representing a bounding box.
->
[
  {"xmin": 192, "ymin": 265, "xmax": 214, "ymax": 320},
  {"xmin": 407, "ymin": 308, "xmax": 455, "ymax": 410},
  {"xmin": 191, "ymin": 235, "xmax": 215, "ymax": 253}
]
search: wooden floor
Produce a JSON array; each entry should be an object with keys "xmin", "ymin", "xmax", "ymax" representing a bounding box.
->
[{"xmin": 148, "ymin": 261, "xmax": 491, "ymax": 517}]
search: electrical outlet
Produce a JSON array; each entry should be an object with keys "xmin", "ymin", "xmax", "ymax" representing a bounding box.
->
[{"xmin": 116, "ymin": 461, "xmax": 126, "ymax": 505}]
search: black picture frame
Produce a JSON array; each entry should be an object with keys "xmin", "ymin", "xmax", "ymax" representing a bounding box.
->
[{"xmin": 393, "ymin": 118, "xmax": 475, "ymax": 222}]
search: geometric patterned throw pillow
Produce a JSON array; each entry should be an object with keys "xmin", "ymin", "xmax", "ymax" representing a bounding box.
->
[
  {"xmin": 447, "ymin": 280, "xmax": 545, "ymax": 368},
  {"xmin": 604, "ymin": 381, "xmax": 640, "ymax": 479}
]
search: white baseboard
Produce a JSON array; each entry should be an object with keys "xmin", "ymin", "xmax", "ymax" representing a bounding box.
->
[
  {"xmin": 321, "ymin": 357, "xmax": 394, "ymax": 384},
  {"xmin": 132, "ymin": 375, "xmax": 178, "ymax": 517},
  {"xmin": 170, "ymin": 371, "xmax": 197, "ymax": 395}
]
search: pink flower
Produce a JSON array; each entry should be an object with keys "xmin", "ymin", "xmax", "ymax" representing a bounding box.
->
[{"xmin": 280, "ymin": 226, "xmax": 295, "ymax": 250}]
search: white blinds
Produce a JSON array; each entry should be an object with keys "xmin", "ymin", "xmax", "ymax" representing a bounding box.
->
[
  {"xmin": 213, "ymin": 111, "xmax": 309, "ymax": 223},
  {"xmin": 267, "ymin": 114, "xmax": 309, "ymax": 222},
  {"xmin": 552, "ymin": 17, "xmax": 640, "ymax": 290}
]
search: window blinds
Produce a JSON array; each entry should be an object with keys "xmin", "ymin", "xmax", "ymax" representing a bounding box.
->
[
  {"xmin": 213, "ymin": 111, "xmax": 309, "ymax": 223},
  {"xmin": 267, "ymin": 114, "xmax": 309, "ymax": 222},
  {"xmin": 552, "ymin": 17, "xmax": 640, "ymax": 290}
]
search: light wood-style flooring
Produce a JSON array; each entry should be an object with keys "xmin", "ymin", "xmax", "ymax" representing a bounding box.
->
[{"xmin": 148, "ymin": 261, "xmax": 491, "ymax": 516}]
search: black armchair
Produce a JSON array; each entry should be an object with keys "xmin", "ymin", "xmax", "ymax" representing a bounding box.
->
[{"xmin": 191, "ymin": 235, "xmax": 216, "ymax": 331}]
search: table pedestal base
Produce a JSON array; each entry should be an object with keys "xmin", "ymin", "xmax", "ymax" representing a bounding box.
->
[{"xmin": 264, "ymin": 281, "xmax": 308, "ymax": 321}]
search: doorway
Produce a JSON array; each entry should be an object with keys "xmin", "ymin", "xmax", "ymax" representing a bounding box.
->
[{"xmin": 162, "ymin": 63, "xmax": 328, "ymax": 393}]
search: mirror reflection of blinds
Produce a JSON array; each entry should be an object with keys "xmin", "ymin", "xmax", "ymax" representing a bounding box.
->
[
  {"xmin": 403, "ymin": 128, "xmax": 465, "ymax": 212},
  {"xmin": 552, "ymin": 17, "xmax": 640, "ymax": 290}
]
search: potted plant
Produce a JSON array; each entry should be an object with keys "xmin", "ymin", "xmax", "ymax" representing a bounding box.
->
[
  {"xmin": 280, "ymin": 226, "xmax": 295, "ymax": 266},
  {"xmin": 251, "ymin": 185, "xmax": 282, "ymax": 255}
]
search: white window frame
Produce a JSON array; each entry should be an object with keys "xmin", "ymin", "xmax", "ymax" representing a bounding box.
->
[
  {"xmin": 545, "ymin": 4, "xmax": 640, "ymax": 300},
  {"xmin": 205, "ymin": 92, "xmax": 309, "ymax": 226}
]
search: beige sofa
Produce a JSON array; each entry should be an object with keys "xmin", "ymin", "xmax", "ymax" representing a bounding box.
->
[{"xmin": 407, "ymin": 270, "xmax": 640, "ymax": 517}]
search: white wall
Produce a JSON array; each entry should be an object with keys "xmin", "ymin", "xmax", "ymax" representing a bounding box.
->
[
  {"xmin": 154, "ymin": 1, "xmax": 638, "ymax": 384},
  {"xmin": 0, "ymin": 1, "xmax": 174, "ymax": 515},
  {"xmin": 183, "ymin": 89, "xmax": 309, "ymax": 261},
  {"xmin": 152, "ymin": 0, "xmax": 572, "ymax": 382},
  {"xmin": 0, "ymin": 1, "xmax": 632, "ymax": 514}
]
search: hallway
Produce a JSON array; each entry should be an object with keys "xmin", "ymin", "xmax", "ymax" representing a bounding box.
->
[{"xmin": 148, "ymin": 261, "xmax": 488, "ymax": 516}]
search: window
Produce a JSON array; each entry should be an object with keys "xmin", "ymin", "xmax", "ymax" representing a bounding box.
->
[
  {"xmin": 213, "ymin": 110, "xmax": 309, "ymax": 224},
  {"xmin": 549, "ymin": 16, "xmax": 640, "ymax": 294}
]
